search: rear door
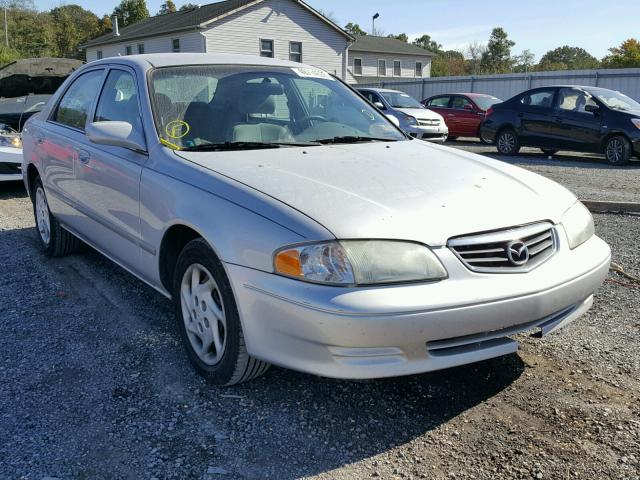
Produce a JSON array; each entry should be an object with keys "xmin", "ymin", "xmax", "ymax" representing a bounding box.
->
[
  {"xmin": 41, "ymin": 68, "xmax": 105, "ymax": 230},
  {"xmin": 549, "ymin": 88, "xmax": 602, "ymax": 151},
  {"xmin": 516, "ymin": 88, "xmax": 558, "ymax": 147},
  {"xmin": 73, "ymin": 66, "xmax": 147, "ymax": 272},
  {"xmin": 424, "ymin": 96, "xmax": 454, "ymax": 133},
  {"xmin": 449, "ymin": 96, "xmax": 481, "ymax": 137}
]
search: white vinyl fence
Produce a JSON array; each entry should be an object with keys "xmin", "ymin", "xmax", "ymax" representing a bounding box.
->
[{"xmin": 356, "ymin": 68, "xmax": 640, "ymax": 102}]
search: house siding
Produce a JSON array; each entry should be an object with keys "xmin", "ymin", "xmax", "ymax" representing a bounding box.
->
[
  {"xmin": 85, "ymin": 30, "xmax": 205, "ymax": 62},
  {"xmin": 347, "ymin": 51, "xmax": 432, "ymax": 84},
  {"xmin": 202, "ymin": 0, "xmax": 347, "ymax": 77}
]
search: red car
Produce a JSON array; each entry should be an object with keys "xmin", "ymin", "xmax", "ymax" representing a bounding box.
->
[{"xmin": 422, "ymin": 93, "xmax": 502, "ymax": 142}]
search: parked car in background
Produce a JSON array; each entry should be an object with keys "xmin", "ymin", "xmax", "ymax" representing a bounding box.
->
[
  {"xmin": 357, "ymin": 87, "xmax": 448, "ymax": 142},
  {"xmin": 422, "ymin": 93, "xmax": 501, "ymax": 142},
  {"xmin": 23, "ymin": 54, "xmax": 610, "ymax": 386},
  {"xmin": 0, "ymin": 58, "xmax": 82, "ymax": 181},
  {"xmin": 480, "ymin": 85, "xmax": 640, "ymax": 164}
]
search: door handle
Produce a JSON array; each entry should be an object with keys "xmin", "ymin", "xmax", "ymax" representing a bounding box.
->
[
  {"xmin": 447, "ymin": 113, "xmax": 455, "ymax": 116},
  {"xmin": 36, "ymin": 134, "xmax": 44, "ymax": 145}
]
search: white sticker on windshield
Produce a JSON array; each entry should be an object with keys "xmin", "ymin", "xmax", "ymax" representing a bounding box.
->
[
  {"xmin": 291, "ymin": 67, "xmax": 334, "ymax": 80},
  {"xmin": 400, "ymin": 94, "xmax": 411, "ymax": 97}
]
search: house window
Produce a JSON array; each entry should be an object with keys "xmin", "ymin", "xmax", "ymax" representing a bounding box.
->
[
  {"xmin": 137, "ymin": 43, "xmax": 145, "ymax": 54},
  {"xmin": 289, "ymin": 42, "xmax": 302, "ymax": 63},
  {"xmin": 97, "ymin": 50, "xmax": 103, "ymax": 60},
  {"xmin": 353, "ymin": 57, "xmax": 362, "ymax": 75},
  {"xmin": 378, "ymin": 59, "xmax": 386, "ymax": 76},
  {"xmin": 172, "ymin": 38, "xmax": 180, "ymax": 52},
  {"xmin": 260, "ymin": 39, "xmax": 274, "ymax": 58},
  {"xmin": 415, "ymin": 61, "xmax": 423, "ymax": 77},
  {"xmin": 393, "ymin": 60, "xmax": 401, "ymax": 76},
  {"xmin": 125, "ymin": 45, "xmax": 132, "ymax": 56}
]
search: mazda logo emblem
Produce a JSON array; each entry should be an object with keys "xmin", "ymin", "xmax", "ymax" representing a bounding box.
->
[{"xmin": 506, "ymin": 240, "xmax": 529, "ymax": 265}]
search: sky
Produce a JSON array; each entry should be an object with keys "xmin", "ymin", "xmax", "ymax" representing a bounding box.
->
[{"xmin": 35, "ymin": 0, "xmax": 640, "ymax": 60}]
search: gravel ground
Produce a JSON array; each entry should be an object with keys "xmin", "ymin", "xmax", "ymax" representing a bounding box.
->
[
  {"xmin": 0, "ymin": 178, "xmax": 639, "ymax": 480},
  {"xmin": 448, "ymin": 139, "xmax": 640, "ymax": 203}
]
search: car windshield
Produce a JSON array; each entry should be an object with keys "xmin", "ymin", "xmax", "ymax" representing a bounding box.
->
[
  {"xmin": 472, "ymin": 96, "xmax": 501, "ymax": 111},
  {"xmin": 149, "ymin": 65, "xmax": 405, "ymax": 150},
  {"xmin": 380, "ymin": 91, "xmax": 423, "ymax": 109},
  {"xmin": 592, "ymin": 90, "xmax": 640, "ymax": 111}
]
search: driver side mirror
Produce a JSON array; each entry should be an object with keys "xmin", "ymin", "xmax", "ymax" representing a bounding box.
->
[
  {"xmin": 374, "ymin": 101, "xmax": 386, "ymax": 110},
  {"xmin": 584, "ymin": 104, "xmax": 600, "ymax": 114},
  {"xmin": 86, "ymin": 121, "xmax": 147, "ymax": 152}
]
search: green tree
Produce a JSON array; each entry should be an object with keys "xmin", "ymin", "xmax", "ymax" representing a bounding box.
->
[
  {"xmin": 387, "ymin": 33, "xmax": 408, "ymax": 43},
  {"xmin": 537, "ymin": 46, "xmax": 599, "ymax": 71},
  {"xmin": 480, "ymin": 27, "xmax": 515, "ymax": 74},
  {"xmin": 98, "ymin": 15, "xmax": 113, "ymax": 34},
  {"xmin": 344, "ymin": 22, "xmax": 366, "ymax": 36},
  {"xmin": 112, "ymin": 0, "xmax": 149, "ymax": 28},
  {"xmin": 602, "ymin": 39, "xmax": 640, "ymax": 68},
  {"xmin": 431, "ymin": 50, "xmax": 466, "ymax": 77},
  {"xmin": 513, "ymin": 49, "xmax": 535, "ymax": 72},
  {"xmin": 158, "ymin": 0, "xmax": 176, "ymax": 15},
  {"xmin": 50, "ymin": 5, "xmax": 101, "ymax": 59},
  {"xmin": 412, "ymin": 34, "xmax": 441, "ymax": 54},
  {"xmin": 2, "ymin": 1, "xmax": 56, "ymax": 58}
]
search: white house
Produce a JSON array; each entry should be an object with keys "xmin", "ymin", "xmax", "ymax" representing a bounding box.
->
[
  {"xmin": 81, "ymin": 0, "xmax": 353, "ymax": 79},
  {"xmin": 346, "ymin": 35, "xmax": 435, "ymax": 84}
]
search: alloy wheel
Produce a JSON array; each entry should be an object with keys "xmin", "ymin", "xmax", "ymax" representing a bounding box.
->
[
  {"xmin": 35, "ymin": 186, "xmax": 51, "ymax": 245},
  {"xmin": 606, "ymin": 138, "xmax": 624, "ymax": 163},
  {"xmin": 180, "ymin": 263, "xmax": 227, "ymax": 366},
  {"xmin": 497, "ymin": 132, "xmax": 515, "ymax": 153}
]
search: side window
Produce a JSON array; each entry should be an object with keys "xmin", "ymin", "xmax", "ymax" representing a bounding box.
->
[
  {"xmin": 393, "ymin": 60, "xmax": 401, "ymax": 77},
  {"xmin": 363, "ymin": 91, "xmax": 382, "ymax": 105},
  {"xmin": 451, "ymin": 96, "xmax": 473, "ymax": 110},
  {"xmin": 53, "ymin": 70, "xmax": 104, "ymax": 130},
  {"xmin": 378, "ymin": 59, "xmax": 386, "ymax": 77},
  {"xmin": 521, "ymin": 90, "xmax": 555, "ymax": 108},
  {"xmin": 94, "ymin": 69, "xmax": 140, "ymax": 126},
  {"xmin": 558, "ymin": 88, "xmax": 597, "ymax": 113},
  {"xmin": 415, "ymin": 61, "xmax": 422, "ymax": 77},
  {"xmin": 427, "ymin": 96, "xmax": 450, "ymax": 108},
  {"xmin": 354, "ymin": 58, "xmax": 362, "ymax": 75}
]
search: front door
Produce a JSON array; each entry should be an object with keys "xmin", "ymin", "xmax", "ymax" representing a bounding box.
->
[
  {"xmin": 550, "ymin": 88, "xmax": 603, "ymax": 152},
  {"xmin": 449, "ymin": 96, "xmax": 481, "ymax": 137},
  {"xmin": 72, "ymin": 67, "xmax": 147, "ymax": 272}
]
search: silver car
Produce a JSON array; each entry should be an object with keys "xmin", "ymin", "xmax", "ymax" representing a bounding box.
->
[{"xmin": 22, "ymin": 54, "xmax": 610, "ymax": 385}]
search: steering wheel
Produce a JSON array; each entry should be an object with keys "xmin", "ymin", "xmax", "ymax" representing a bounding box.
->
[{"xmin": 301, "ymin": 115, "xmax": 329, "ymax": 123}]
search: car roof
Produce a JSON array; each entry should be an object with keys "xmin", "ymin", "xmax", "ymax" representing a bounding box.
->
[
  {"xmin": 356, "ymin": 87, "xmax": 404, "ymax": 94},
  {"xmin": 83, "ymin": 53, "xmax": 314, "ymax": 70}
]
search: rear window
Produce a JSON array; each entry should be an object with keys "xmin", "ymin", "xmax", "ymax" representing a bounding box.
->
[{"xmin": 520, "ymin": 90, "xmax": 554, "ymax": 108}]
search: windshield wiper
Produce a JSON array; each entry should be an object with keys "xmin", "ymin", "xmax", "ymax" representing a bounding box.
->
[
  {"xmin": 316, "ymin": 136, "xmax": 399, "ymax": 145},
  {"xmin": 179, "ymin": 141, "xmax": 318, "ymax": 151}
]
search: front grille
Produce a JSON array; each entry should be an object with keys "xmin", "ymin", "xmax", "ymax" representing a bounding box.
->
[
  {"xmin": 418, "ymin": 119, "xmax": 440, "ymax": 127},
  {"xmin": 0, "ymin": 163, "xmax": 21, "ymax": 175},
  {"xmin": 448, "ymin": 222, "xmax": 557, "ymax": 273}
]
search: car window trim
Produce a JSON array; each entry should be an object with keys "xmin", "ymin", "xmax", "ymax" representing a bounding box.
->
[{"xmin": 47, "ymin": 67, "xmax": 107, "ymax": 134}]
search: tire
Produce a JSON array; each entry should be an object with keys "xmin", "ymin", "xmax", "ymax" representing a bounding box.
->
[
  {"xmin": 479, "ymin": 136, "xmax": 492, "ymax": 145},
  {"xmin": 32, "ymin": 177, "xmax": 80, "ymax": 257},
  {"xmin": 604, "ymin": 135, "xmax": 632, "ymax": 165},
  {"xmin": 173, "ymin": 238, "xmax": 270, "ymax": 386},
  {"xmin": 541, "ymin": 148, "xmax": 558, "ymax": 156},
  {"xmin": 496, "ymin": 129, "xmax": 520, "ymax": 155}
]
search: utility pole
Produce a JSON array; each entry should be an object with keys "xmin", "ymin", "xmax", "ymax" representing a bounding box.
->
[
  {"xmin": 372, "ymin": 12, "xmax": 379, "ymax": 36},
  {"xmin": 3, "ymin": 5, "xmax": 8, "ymax": 47}
]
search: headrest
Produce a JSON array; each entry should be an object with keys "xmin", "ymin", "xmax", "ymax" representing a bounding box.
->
[{"xmin": 237, "ymin": 82, "xmax": 283, "ymax": 115}]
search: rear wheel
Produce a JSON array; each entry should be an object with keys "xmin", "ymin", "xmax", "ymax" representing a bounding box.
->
[
  {"xmin": 604, "ymin": 135, "xmax": 632, "ymax": 165},
  {"xmin": 541, "ymin": 148, "xmax": 558, "ymax": 156},
  {"xmin": 496, "ymin": 129, "xmax": 520, "ymax": 155},
  {"xmin": 174, "ymin": 238, "xmax": 270, "ymax": 385},
  {"xmin": 32, "ymin": 177, "xmax": 80, "ymax": 257}
]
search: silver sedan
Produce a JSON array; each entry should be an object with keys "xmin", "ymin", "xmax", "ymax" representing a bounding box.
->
[{"xmin": 22, "ymin": 54, "xmax": 610, "ymax": 385}]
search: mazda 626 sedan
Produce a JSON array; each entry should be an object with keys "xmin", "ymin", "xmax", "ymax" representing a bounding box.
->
[{"xmin": 22, "ymin": 54, "xmax": 611, "ymax": 385}]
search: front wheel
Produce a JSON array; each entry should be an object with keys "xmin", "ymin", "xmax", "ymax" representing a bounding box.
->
[
  {"xmin": 32, "ymin": 177, "xmax": 80, "ymax": 257},
  {"xmin": 174, "ymin": 238, "xmax": 270, "ymax": 385},
  {"xmin": 496, "ymin": 129, "xmax": 520, "ymax": 155},
  {"xmin": 604, "ymin": 135, "xmax": 632, "ymax": 165}
]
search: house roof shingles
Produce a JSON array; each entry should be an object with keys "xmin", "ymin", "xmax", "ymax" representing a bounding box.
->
[
  {"xmin": 350, "ymin": 35, "xmax": 436, "ymax": 57},
  {"xmin": 82, "ymin": 0, "xmax": 351, "ymax": 49}
]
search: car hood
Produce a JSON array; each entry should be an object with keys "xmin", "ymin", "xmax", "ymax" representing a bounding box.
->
[
  {"xmin": 394, "ymin": 107, "xmax": 443, "ymax": 121},
  {"xmin": 177, "ymin": 141, "xmax": 576, "ymax": 246}
]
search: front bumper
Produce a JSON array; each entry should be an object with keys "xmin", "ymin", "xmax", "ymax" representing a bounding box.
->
[
  {"xmin": 228, "ymin": 232, "xmax": 610, "ymax": 379},
  {"xmin": 405, "ymin": 125, "xmax": 448, "ymax": 143},
  {"xmin": 0, "ymin": 146, "xmax": 23, "ymax": 181}
]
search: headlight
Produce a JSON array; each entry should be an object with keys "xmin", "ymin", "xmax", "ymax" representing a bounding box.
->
[
  {"xmin": 401, "ymin": 114, "xmax": 417, "ymax": 126},
  {"xmin": 561, "ymin": 202, "xmax": 594, "ymax": 249},
  {"xmin": 274, "ymin": 240, "xmax": 447, "ymax": 285},
  {"xmin": 0, "ymin": 134, "xmax": 22, "ymax": 149},
  {"xmin": 631, "ymin": 118, "xmax": 640, "ymax": 130}
]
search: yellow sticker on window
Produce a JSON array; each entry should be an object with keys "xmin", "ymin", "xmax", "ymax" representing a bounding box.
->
[{"xmin": 165, "ymin": 120, "xmax": 190, "ymax": 139}]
